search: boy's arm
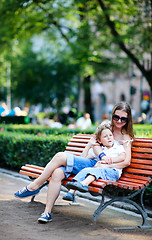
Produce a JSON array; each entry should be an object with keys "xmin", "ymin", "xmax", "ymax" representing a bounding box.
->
[
  {"xmin": 81, "ymin": 136, "xmax": 100, "ymax": 158},
  {"xmin": 92, "ymin": 145, "xmax": 103, "ymax": 156}
]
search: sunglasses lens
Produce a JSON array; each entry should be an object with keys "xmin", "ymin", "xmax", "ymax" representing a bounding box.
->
[
  {"xmin": 121, "ymin": 117, "xmax": 128, "ymax": 123},
  {"xmin": 112, "ymin": 114, "xmax": 119, "ymax": 121}
]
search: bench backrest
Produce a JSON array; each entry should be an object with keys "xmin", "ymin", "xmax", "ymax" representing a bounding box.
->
[{"xmin": 65, "ymin": 134, "xmax": 152, "ymax": 177}]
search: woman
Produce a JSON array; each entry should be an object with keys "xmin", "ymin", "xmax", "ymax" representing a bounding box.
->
[{"xmin": 14, "ymin": 102, "xmax": 134, "ymax": 223}]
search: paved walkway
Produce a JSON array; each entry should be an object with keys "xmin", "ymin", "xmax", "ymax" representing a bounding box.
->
[{"xmin": 0, "ymin": 169, "xmax": 152, "ymax": 240}]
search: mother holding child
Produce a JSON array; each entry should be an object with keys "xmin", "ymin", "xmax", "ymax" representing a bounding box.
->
[{"xmin": 14, "ymin": 102, "xmax": 134, "ymax": 223}]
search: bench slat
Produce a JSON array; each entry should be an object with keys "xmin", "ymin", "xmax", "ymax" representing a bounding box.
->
[
  {"xmin": 120, "ymin": 177, "xmax": 149, "ymax": 185},
  {"xmin": 64, "ymin": 150, "xmax": 81, "ymax": 156},
  {"xmin": 131, "ymin": 158, "xmax": 152, "ymax": 165},
  {"xmin": 21, "ymin": 166, "xmax": 43, "ymax": 174},
  {"xmin": 124, "ymin": 167, "xmax": 152, "ymax": 176},
  {"xmin": 65, "ymin": 146, "xmax": 85, "ymax": 152},
  {"xmin": 129, "ymin": 163, "xmax": 152, "ymax": 170},
  {"xmin": 131, "ymin": 152, "xmax": 152, "ymax": 159},
  {"xmin": 133, "ymin": 138, "xmax": 152, "ymax": 143},
  {"xmin": 68, "ymin": 142, "xmax": 87, "ymax": 147},
  {"xmin": 132, "ymin": 147, "xmax": 152, "ymax": 154},
  {"xmin": 25, "ymin": 164, "xmax": 45, "ymax": 170},
  {"xmin": 121, "ymin": 172, "xmax": 151, "ymax": 182},
  {"xmin": 72, "ymin": 135, "xmax": 92, "ymax": 139},
  {"xmin": 116, "ymin": 180, "xmax": 144, "ymax": 189},
  {"xmin": 70, "ymin": 138, "xmax": 90, "ymax": 143},
  {"xmin": 19, "ymin": 170, "xmax": 40, "ymax": 179},
  {"xmin": 111, "ymin": 182, "xmax": 134, "ymax": 190},
  {"xmin": 133, "ymin": 142, "xmax": 152, "ymax": 148}
]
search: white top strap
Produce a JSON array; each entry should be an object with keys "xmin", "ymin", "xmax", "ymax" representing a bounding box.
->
[{"xmin": 118, "ymin": 139, "xmax": 133, "ymax": 146}]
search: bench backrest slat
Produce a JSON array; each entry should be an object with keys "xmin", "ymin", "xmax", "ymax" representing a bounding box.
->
[{"xmin": 132, "ymin": 147, "xmax": 152, "ymax": 154}]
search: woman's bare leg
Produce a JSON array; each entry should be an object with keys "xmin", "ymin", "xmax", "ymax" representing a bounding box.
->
[
  {"xmin": 27, "ymin": 152, "xmax": 67, "ymax": 191},
  {"xmin": 44, "ymin": 168, "xmax": 65, "ymax": 213}
]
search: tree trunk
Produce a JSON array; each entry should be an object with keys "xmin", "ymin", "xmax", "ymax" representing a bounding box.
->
[{"xmin": 83, "ymin": 75, "xmax": 93, "ymax": 121}]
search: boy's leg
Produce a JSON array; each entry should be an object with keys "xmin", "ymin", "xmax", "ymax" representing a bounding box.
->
[{"xmin": 81, "ymin": 175, "xmax": 96, "ymax": 186}]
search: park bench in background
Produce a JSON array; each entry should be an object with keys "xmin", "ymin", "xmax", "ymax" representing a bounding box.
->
[{"xmin": 19, "ymin": 134, "xmax": 152, "ymax": 229}]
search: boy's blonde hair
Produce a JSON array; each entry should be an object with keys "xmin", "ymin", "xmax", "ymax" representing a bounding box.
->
[{"xmin": 95, "ymin": 124, "xmax": 112, "ymax": 141}]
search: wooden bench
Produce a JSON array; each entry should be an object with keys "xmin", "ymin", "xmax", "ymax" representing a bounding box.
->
[{"xmin": 19, "ymin": 134, "xmax": 152, "ymax": 229}]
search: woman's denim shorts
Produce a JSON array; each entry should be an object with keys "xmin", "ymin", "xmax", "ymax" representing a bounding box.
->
[{"xmin": 60, "ymin": 153, "xmax": 97, "ymax": 178}]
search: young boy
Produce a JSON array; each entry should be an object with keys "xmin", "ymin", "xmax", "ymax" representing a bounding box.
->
[{"xmin": 65, "ymin": 124, "xmax": 126, "ymax": 195}]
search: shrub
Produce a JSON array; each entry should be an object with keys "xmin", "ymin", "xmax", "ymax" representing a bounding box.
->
[
  {"xmin": 0, "ymin": 131, "xmax": 71, "ymax": 170},
  {"xmin": 0, "ymin": 124, "xmax": 94, "ymax": 135}
]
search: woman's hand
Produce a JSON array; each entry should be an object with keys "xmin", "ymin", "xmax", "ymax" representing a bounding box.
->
[
  {"xmin": 101, "ymin": 156, "xmax": 112, "ymax": 164},
  {"xmin": 94, "ymin": 161, "xmax": 109, "ymax": 168}
]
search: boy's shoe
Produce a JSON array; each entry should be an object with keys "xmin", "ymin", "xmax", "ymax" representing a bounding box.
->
[
  {"xmin": 62, "ymin": 192, "xmax": 74, "ymax": 202},
  {"xmin": 14, "ymin": 186, "xmax": 40, "ymax": 198},
  {"xmin": 38, "ymin": 212, "xmax": 52, "ymax": 223},
  {"xmin": 66, "ymin": 182, "xmax": 89, "ymax": 193}
]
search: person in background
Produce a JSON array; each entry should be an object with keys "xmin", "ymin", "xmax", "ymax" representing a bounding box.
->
[{"xmin": 76, "ymin": 113, "xmax": 92, "ymax": 130}]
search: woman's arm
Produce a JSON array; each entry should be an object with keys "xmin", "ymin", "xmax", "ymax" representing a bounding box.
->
[
  {"xmin": 93, "ymin": 140, "xmax": 131, "ymax": 169},
  {"xmin": 108, "ymin": 141, "xmax": 132, "ymax": 169},
  {"xmin": 108, "ymin": 152, "xmax": 126, "ymax": 164}
]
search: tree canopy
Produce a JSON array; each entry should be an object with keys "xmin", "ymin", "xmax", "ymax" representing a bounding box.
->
[{"xmin": 0, "ymin": 0, "xmax": 151, "ymax": 110}]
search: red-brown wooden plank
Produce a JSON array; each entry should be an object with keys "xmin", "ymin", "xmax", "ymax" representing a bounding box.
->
[
  {"xmin": 72, "ymin": 135, "xmax": 92, "ymax": 139},
  {"xmin": 64, "ymin": 150, "xmax": 81, "ymax": 156},
  {"xmin": 117, "ymin": 180, "xmax": 144, "ymax": 189},
  {"xmin": 131, "ymin": 159, "xmax": 152, "ymax": 165},
  {"xmin": 65, "ymin": 146, "xmax": 85, "ymax": 152},
  {"xmin": 67, "ymin": 142, "xmax": 87, "ymax": 147},
  {"xmin": 129, "ymin": 163, "xmax": 152, "ymax": 170},
  {"xmin": 124, "ymin": 167, "xmax": 152, "ymax": 176},
  {"xmin": 88, "ymin": 186, "xmax": 103, "ymax": 194},
  {"xmin": 111, "ymin": 182, "xmax": 134, "ymax": 190},
  {"xmin": 25, "ymin": 164, "xmax": 45, "ymax": 170},
  {"xmin": 131, "ymin": 152, "xmax": 152, "ymax": 159},
  {"xmin": 121, "ymin": 172, "xmax": 151, "ymax": 182},
  {"xmin": 21, "ymin": 166, "xmax": 43, "ymax": 174},
  {"xmin": 20, "ymin": 170, "xmax": 41, "ymax": 179},
  {"xmin": 133, "ymin": 138, "xmax": 152, "ymax": 143},
  {"xmin": 120, "ymin": 177, "xmax": 148, "ymax": 185},
  {"xmin": 131, "ymin": 147, "xmax": 152, "ymax": 154},
  {"xmin": 70, "ymin": 138, "xmax": 90, "ymax": 143},
  {"xmin": 132, "ymin": 142, "xmax": 152, "ymax": 148}
]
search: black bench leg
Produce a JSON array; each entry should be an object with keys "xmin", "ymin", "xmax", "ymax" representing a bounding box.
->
[{"xmin": 93, "ymin": 196, "xmax": 151, "ymax": 229}]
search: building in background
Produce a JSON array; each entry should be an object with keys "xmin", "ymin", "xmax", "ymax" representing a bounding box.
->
[{"xmin": 78, "ymin": 68, "xmax": 151, "ymax": 123}]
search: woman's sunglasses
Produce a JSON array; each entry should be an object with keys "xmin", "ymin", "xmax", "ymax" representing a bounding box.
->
[{"xmin": 112, "ymin": 114, "xmax": 128, "ymax": 123}]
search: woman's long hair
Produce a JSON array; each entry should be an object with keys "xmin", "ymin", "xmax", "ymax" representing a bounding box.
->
[{"xmin": 111, "ymin": 102, "xmax": 134, "ymax": 139}]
